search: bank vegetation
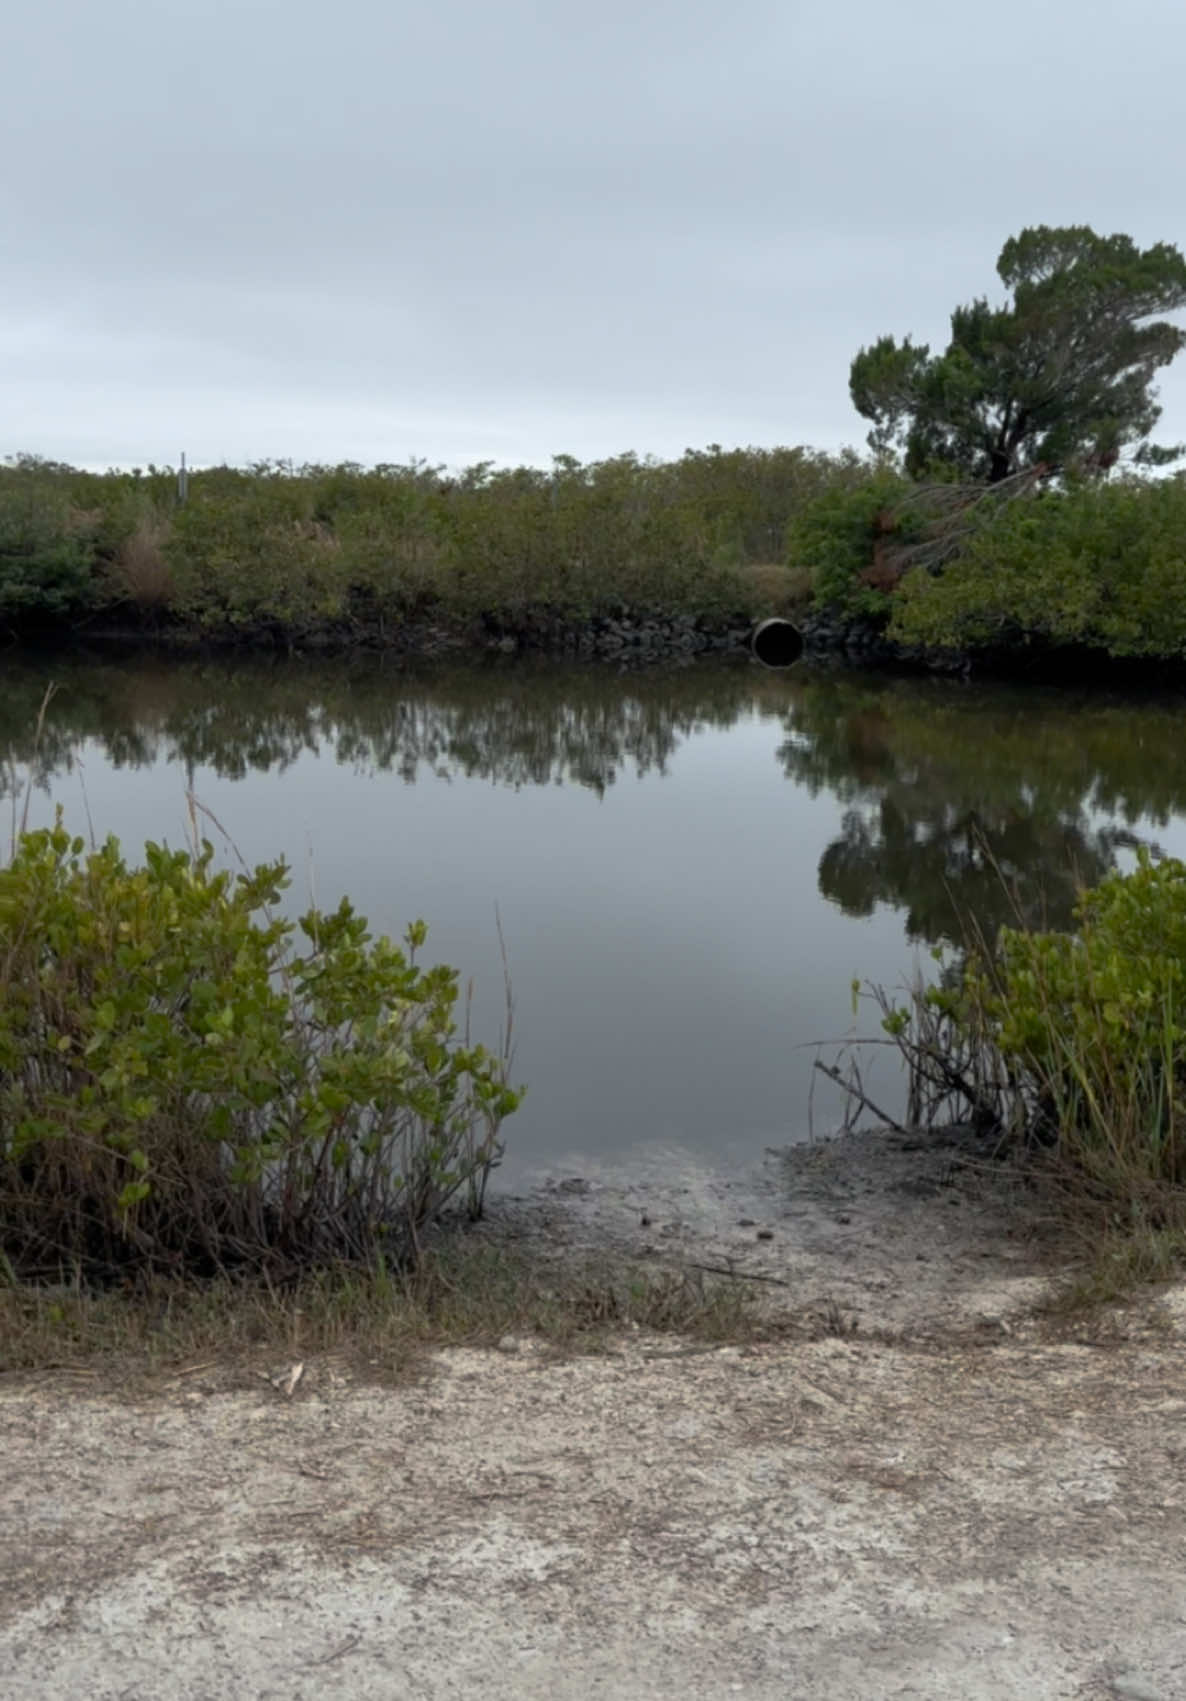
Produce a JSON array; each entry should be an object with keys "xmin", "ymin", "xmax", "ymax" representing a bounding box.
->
[{"xmin": 0, "ymin": 447, "xmax": 853, "ymax": 650}]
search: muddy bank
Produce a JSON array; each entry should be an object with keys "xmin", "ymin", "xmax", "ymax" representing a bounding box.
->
[{"xmin": 487, "ymin": 1120, "xmax": 1058, "ymax": 1343}]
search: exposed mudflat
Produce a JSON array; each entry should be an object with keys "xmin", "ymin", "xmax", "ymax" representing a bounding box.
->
[
  {"xmin": 503, "ymin": 1120, "xmax": 1058, "ymax": 1342},
  {"xmin": 3, "ymin": 1125, "xmax": 1185, "ymax": 1701}
]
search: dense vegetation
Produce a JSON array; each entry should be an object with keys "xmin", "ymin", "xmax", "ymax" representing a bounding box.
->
[
  {"xmin": 888, "ymin": 475, "xmax": 1186, "ymax": 657},
  {"xmin": 6, "ymin": 227, "xmax": 1186, "ymax": 671},
  {"xmin": 789, "ymin": 457, "xmax": 1186, "ymax": 662},
  {"xmin": 861, "ymin": 854, "xmax": 1186, "ymax": 1234},
  {"xmin": 0, "ymin": 447, "xmax": 864, "ymax": 644},
  {"xmin": 814, "ymin": 223, "xmax": 1186, "ymax": 665},
  {"xmin": 0, "ymin": 819, "xmax": 521, "ymax": 1282},
  {"xmin": 13, "ymin": 442, "xmax": 1186, "ymax": 669}
]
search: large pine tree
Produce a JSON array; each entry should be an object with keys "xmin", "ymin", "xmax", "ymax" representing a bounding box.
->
[{"xmin": 849, "ymin": 226, "xmax": 1186, "ymax": 483}]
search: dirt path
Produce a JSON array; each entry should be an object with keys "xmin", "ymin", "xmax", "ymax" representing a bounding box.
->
[{"xmin": 3, "ymin": 1127, "xmax": 1185, "ymax": 1701}]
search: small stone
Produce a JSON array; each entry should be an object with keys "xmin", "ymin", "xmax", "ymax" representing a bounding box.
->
[
  {"xmin": 756, "ymin": 1228, "xmax": 774, "ymax": 1241},
  {"xmin": 737, "ymin": 1217, "xmax": 756, "ymax": 1228},
  {"xmin": 1111, "ymin": 1676, "xmax": 1168, "ymax": 1701},
  {"xmin": 639, "ymin": 1213, "xmax": 652, "ymax": 1228}
]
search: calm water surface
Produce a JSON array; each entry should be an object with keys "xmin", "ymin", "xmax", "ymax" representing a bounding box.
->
[{"xmin": 5, "ymin": 651, "xmax": 1186, "ymax": 1184}]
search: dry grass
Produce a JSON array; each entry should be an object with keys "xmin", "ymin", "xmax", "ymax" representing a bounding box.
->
[
  {"xmin": 1031, "ymin": 1177, "xmax": 1186, "ymax": 1312},
  {"xmin": 1055, "ymin": 1228, "xmax": 1186, "ymax": 1312},
  {"xmin": 733, "ymin": 561, "xmax": 813, "ymax": 619},
  {"xmin": 113, "ymin": 514, "xmax": 174, "ymax": 609},
  {"xmin": 0, "ymin": 1234, "xmax": 765, "ymax": 1388}
]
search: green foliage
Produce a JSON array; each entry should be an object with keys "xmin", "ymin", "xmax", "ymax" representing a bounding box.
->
[
  {"xmin": 0, "ymin": 819, "xmax": 522, "ymax": 1279},
  {"xmin": 0, "ymin": 460, "xmax": 97, "ymax": 622},
  {"xmin": 877, "ymin": 854, "xmax": 1186, "ymax": 1203},
  {"xmin": 163, "ymin": 478, "xmax": 350, "ymax": 634},
  {"xmin": 969, "ymin": 852, "xmax": 1186, "ymax": 1191},
  {"xmin": 889, "ymin": 475, "xmax": 1186, "ymax": 657},
  {"xmin": 0, "ymin": 446, "xmax": 873, "ymax": 642},
  {"xmin": 851, "ymin": 225, "xmax": 1186, "ymax": 482},
  {"xmin": 787, "ymin": 471, "xmax": 922, "ymax": 615}
]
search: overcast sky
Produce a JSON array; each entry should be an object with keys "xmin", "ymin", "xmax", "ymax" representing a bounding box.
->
[{"xmin": 4, "ymin": 0, "xmax": 1185, "ymax": 472}]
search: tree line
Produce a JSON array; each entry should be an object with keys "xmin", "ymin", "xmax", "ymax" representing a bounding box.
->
[{"xmin": 0, "ymin": 446, "xmax": 862, "ymax": 642}]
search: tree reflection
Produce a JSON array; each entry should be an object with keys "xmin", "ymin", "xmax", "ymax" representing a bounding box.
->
[
  {"xmin": 0, "ymin": 651, "xmax": 780, "ymax": 803},
  {"xmin": 777, "ymin": 676, "xmax": 1181, "ymax": 945},
  {"xmin": 3, "ymin": 653, "xmax": 1185, "ymax": 951}
]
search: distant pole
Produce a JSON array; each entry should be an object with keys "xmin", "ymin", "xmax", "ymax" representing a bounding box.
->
[{"xmin": 177, "ymin": 451, "xmax": 189, "ymax": 506}]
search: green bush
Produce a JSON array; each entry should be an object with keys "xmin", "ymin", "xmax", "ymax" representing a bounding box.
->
[
  {"xmin": 0, "ymin": 466, "xmax": 96, "ymax": 622},
  {"xmin": 883, "ymin": 853, "xmax": 1186, "ymax": 1201},
  {"xmin": 0, "ymin": 820, "xmax": 523, "ymax": 1280},
  {"xmin": 162, "ymin": 480, "xmax": 351, "ymax": 635},
  {"xmin": 889, "ymin": 475, "xmax": 1186, "ymax": 657},
  {"xmin": 787, "ymin": 470, "xmax": 922, "ymax": 617},
  {"xmin": 435, "ymin": 453, "xmax": 745, "ymax": 622},
  {"xmin": 0, "ymin": 447, "xmax": 873, "ymax": 641}
]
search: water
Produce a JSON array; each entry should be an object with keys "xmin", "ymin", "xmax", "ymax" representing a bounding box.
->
[{"xmin": 5, "ymin": 649, "xmax": 1186, "ymax": 1183}]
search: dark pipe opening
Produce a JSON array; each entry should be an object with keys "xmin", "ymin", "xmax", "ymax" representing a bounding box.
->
[{"xmin": 750, "ymin": 617, "xmax": 804, "ymax": 669}]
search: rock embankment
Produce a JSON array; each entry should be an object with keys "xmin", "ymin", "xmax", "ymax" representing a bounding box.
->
[
  {"xmin": 801, "ymin": 609, "xmax": 970, "ymax": 675},
  {"xmin": 485, "ymin": 610, "xmax": 756, "ymax": 662}
]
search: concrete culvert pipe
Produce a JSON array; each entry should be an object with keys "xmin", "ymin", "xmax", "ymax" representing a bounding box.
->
[{"xmin": 750, "ymin": 617, "xmax": 804, "ymax": 669}]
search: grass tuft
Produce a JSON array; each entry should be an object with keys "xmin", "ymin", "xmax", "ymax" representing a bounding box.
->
[
  {"xmin": 0, "ymin": 1236, "xmax": 764, "ymax": 1385},
  {"xmin": 113, "ymin": 513, "xmax": 174, "ymax": 610}
]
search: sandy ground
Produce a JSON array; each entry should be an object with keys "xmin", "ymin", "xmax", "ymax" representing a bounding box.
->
[{"xmin": 3, "ymin": 1125, "xmax": 1186, "ymax": 1701}]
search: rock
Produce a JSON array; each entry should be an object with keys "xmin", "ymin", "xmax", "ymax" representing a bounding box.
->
[{"xmin": 1111, "ymin": 1676, "xmax": 1169, "ymax": 1701}]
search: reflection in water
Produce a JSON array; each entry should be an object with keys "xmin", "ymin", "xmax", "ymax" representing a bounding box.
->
[
  {"xmin": 0, "ymin": 652, "xmax": 784, "ymax": 798},
  {"xmin": 775, "ymin": 676, "xmax": 1184, "ymax": 946},
  {"xmin": 3, "ymin": 650, "xmax": 1185, "ymax": 1171},
  {"xmin": 3, "ymin": 652, "xmax": 1183, "ymax": 950}
]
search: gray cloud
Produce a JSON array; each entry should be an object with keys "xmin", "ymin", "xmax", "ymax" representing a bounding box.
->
[{"xmin": 3, "ymin": 0, "xmax": 1184, "ymax": 468}]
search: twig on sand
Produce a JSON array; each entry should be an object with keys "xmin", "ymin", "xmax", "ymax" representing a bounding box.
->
[
  {"xmin": 304, "ymin": 1635, "xmax": 362, "ymax": 1666},
  {"xmin": 684, "ymin": 1261, "xmax": 790, "ymax": 1288}
]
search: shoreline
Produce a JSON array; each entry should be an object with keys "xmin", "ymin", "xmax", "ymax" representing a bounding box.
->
[
  {"xmin": 481, "ymin": 1119, "xmax": 1063, "ymax": 1345},
  {"xmin": 4, "ymin": 1120, "xmax": 1184, "ymax": 1701},
  {"xmin": 18, "ymin": 609, "xmax": 1186, "ymax": 692},
  {"xmin": 48, "ymin": 611, "xmax": 761, "ymax": 667}
]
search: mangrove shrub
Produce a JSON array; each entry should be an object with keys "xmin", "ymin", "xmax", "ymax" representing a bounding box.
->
[
  {"xmin": 0, "ymin": 820, "xmax": 522, "ymax": 1280},
  {"xmin": 889, "ymin": 475, "xmax": 1186, "ymax": 657},
  {"xmin": 885, "ymin": 853, "xmax": 1186, "ymax": 1202}
]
